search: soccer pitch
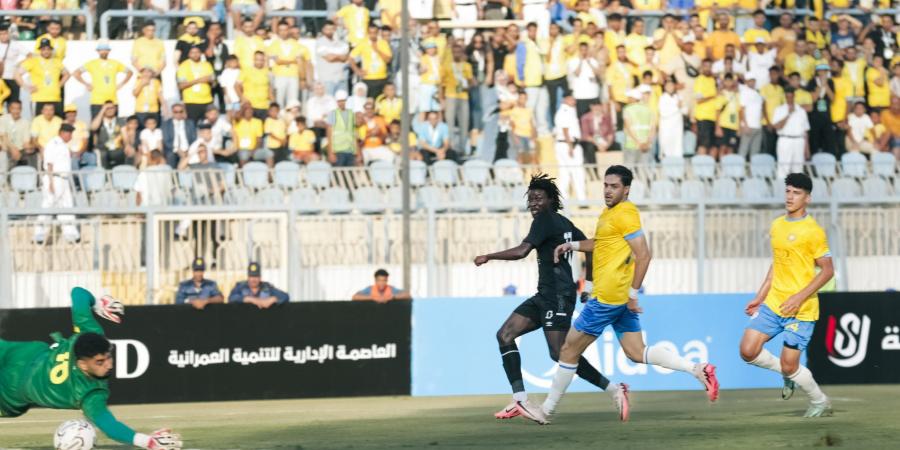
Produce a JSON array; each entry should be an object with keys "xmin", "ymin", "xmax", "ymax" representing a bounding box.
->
[{"xmin": 2, "ymin": 386, "xmax": 898, "ymax": 449}]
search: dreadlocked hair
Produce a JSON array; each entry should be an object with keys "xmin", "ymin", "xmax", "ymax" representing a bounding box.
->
[{"xmin": 527, "ymin": 173, "xmax": 563, "ymax": 211}]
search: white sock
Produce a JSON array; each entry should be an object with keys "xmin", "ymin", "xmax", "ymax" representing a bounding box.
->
[
  {"xmin": 541, "ymin": 361, "xmax": 578, "ymax": 414},
  {"xmin": 605, "ymin": 382, "xmax": 620, "ymax": 399},
  {"xmin": 644, "ymin": 344, "xmax": 695, "ymax": 373},
  {"xmin": 787, "ymin": 366, "xmax": 827, "ymax": 404},
  {"xmin": 512, "ymin": 391, "xmax": 528, "ymax": 402},
  {"xmin": 748, "ymin": 349, "xmax": 782, "ymax": 373}
]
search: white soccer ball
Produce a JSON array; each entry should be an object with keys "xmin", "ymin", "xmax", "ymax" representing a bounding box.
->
[{"xmin": 54, "ymin": 419, "xmax": 96, "ymax": 450}]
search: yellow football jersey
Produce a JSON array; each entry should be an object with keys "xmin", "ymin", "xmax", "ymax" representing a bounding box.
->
[
  {"xmin": 592, "ymin": 201, "xmax": 643, "ymax": 305},
  {"xmin": 764, "ymin": 215, "xmax": 830, "ymax": 321}
]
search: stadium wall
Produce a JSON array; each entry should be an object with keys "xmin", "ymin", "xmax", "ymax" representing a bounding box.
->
[{"xmin": 411, "ymin": 295, "xmax": 805, "ymax": 396}]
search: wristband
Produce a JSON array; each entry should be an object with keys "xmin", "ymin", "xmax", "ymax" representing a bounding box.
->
[
  {"xmin": 570, "ymin": 241, "xmax": 580, "ymax": 251},
  {"xmin": 134, "ymin": 433, "xmax": 151, "ymax": 449},
  {"xmin": 629, "ymin": 287, "xmax": 639, "ymax": 299}
]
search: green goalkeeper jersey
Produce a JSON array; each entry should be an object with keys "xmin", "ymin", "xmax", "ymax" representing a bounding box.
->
[{"xmin": 0, "ymin": 287, "xmax": 136, "ymax": 445}]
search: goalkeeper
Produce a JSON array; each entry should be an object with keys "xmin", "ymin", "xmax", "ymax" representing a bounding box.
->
[{"xmin": 0, "ymin": 287, "xmax": 182, "ymax": 449}]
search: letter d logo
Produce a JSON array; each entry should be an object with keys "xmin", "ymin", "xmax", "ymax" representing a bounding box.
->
[{"xmin": 111, "ymin": 339, "xmax": 150, "ymax": 379}]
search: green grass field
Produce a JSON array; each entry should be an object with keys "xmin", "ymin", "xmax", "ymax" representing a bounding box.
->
[{"xmin": 2, "ymin": 385, "xmax": 898, "ymax": 449}]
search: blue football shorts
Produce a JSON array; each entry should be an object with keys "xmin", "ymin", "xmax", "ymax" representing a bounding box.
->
[
  {"xmin": 746, "ymin": 303, "xmax": 815, "ymax": 351},
  {"xmin": 573, "ymin": 299, "xmax": 642, "ymax": 337}
]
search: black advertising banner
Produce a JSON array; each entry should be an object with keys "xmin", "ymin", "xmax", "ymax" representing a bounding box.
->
[
  {"xmin": 0, "ymin": 301, "xmax": 411, "ymax": 404},
  {"xmin": 807, "ymin": 292, "xmax": 900, "ymax": 384}
]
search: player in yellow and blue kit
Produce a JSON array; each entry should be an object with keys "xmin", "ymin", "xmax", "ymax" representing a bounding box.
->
[
  {"xmin": 515, "ymin": 166, "xmax": 720, "ymax": 425},
  {"xmin": 0, "ymin": 287, "xmax": 183, "ymax": 449},
  {"xmin": 740, "ymin": 173, "xmax": 834, "ymax": 417}
]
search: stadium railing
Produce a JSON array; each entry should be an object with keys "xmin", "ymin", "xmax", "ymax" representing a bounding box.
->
[
  {"xmin": 0, "ymin": 7, "xmax": 94, "ymax": 38},
  {"xmin": 99, "ymin": 10, "xmax": 218, "ymax": 39}
]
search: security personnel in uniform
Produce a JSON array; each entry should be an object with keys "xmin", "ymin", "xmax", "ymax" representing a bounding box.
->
[
  {"xmin": 175, "ymin": 257, "xmax": 224, "ymax": 309},
  {"xmin": 228, "ymin": 262, "xmax": 289, "ymax": 309}
]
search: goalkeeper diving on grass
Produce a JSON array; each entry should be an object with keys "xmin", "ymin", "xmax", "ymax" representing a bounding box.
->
[{"xmin": 0, "ymin": 287, "xmax": 183, "ymax": 449}]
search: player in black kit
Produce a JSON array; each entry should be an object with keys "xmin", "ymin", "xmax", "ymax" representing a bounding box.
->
[{"xmin": 474, "ymin": 174, "xmax": 626, "ymax": 421}]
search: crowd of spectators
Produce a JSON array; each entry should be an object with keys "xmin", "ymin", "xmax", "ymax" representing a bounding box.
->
[{"xmin": 1, "ymin": 1, "xmax": 900, "ymax": 188}]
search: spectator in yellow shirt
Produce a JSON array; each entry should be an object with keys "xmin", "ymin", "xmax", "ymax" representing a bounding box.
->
[
  {"xmin": 350, "ymin": 25, "xmax": 393, "ymax": 100},
  {"xmin": 442, "ymin": 44, "xmax": 475, "ymax": 157},
  {"xmin": 418, "ymin": 41, "xmax": 442, "ymax": 120},
  {"xmin": 234, "ymin": 19, "xmax": 266, "ymax": 70},
  {"xmin": 132, "ymin": 23, "xmax": 166, "ymax": 76},
  {"xmin": 177, "ymin": 46, "xmax": 216, "ymax": 122},
  {"xmin": 30, "ymin": 103, "xmax": 62, "ymax": 151},
  {"xmin": 374, "ymin": 82, "xmax": 402, "ymax": 125},
  {"xmin": 233, "ymin": 103, "xmax": 267, "ymax": 166},
  {"xmin": 385, "ymin": 120, "xmax": 422, "ymax": 160},
  {"xmin": 742, "ymin": 10, "xmax": 772, "ymax": 54},
  {"xmin": 866, "ymin": 55, "xmax": 891, "ymax": 111},
  {"xmin": 709, "ymin": 13, "xmax": 742, "ymax": 62},
  {"xmin": 237, "ymin": 51, "xmax": 275, "ymax": 119},
  {"xmin": 73, "ymin": 40, "xmax": 133, "ymax": 119},
  {"xmin": 268, "ymin": 22, "xmax": 307, "ymax": 111},
  {"xmin": 289, "ymin": 116, "xmax": 319, "ymax": 163},
  {"xmin": 33, "ymin": 20, "xmax": 66, "ymax": 62},
  {"xmin": 625, "ymin": 19, "xmax": 652, "ymax": 66},
  {"xmin": 714, "ymin": 73, "xmax": 742, "ymax": 158},
  {"xmin": 264, "ymin": 103, "xmax": 288, "ymax": 165},
  {"xmin": 134, "ymin": 67, "xmax": 164, "ymax": 126},
  {"xmin": 509, "ymin": 91, "xmax": 537, "ymax": 164},
  {"xmin": 16, "ymin": 39, "xmax": 69, "ymax": 117},
  {"xmin": 693, "ymin": 59, "xmax": 718, "ymax": 155},
  {"xmin": 335, "ymin": 0, "xmax": 370, "ymax": 47},
  {"xmin": 784, "ymin": 40, "xmax": 816, "ymax": 85}
]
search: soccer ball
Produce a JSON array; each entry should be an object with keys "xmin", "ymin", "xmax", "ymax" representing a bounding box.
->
[{"xmin": 54, "ymin": 419, "xmax": 96, "ymax": 450}]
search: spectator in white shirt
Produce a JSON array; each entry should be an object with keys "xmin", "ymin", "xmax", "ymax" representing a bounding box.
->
[
  {"xmin": 134, "ymin": 150, "xmax": 174, "ymax": 206},
  {"xmin": 712, "ymin": 44, "xmax": 746, "ymax": 79},
  {"xmin": 218, "ymin": 55, "xmax": 242, "ymax": 120},
  {"xmin": 747, "ymin": 38, "xmax": 777, "ymax": 88},
  {"xmin": 315, "ymin": 20, "xmax": 350, "ymax": 96},
  {"xmin": 138, "ymin": 116, "xmax": 163, "ymax": 168},
  {"xmin": 553, "ymin": 92, "xmax": 586, "ymax": 205},
  {"xmin": 201, "ymin": 106, "xmax": 236, "ymax": 164},
  {"xmin": 658, "ymin": 79, "xmax": 685, "ymax": 159},
  {"xmin": 34, "ymin": 124, "xmax": 79, "ymax": 244},
  {"xmin": 0, "ymin": 24, "xmax": 25, "ymax": 110},
  {"xmin": 772, "ymin": 89, "xmax": 811, "ymax": 179},
  {"xmin": 890, "ymin": 63, "xmax": 900, "ymax": 99},
  {"xmin": 846, "ymin": 101, "xmax": 877, "ymax": 154},
  {"xmin": 305, "ymin": 82, "xmax": 337, "ymax": 143},
  {"xmin": 738, "ymin": 76, "xmax": 765, "ymax": 158},
  {"xmin": 188, "ymin": 123, "xmax": 216, "ymax": 164},
  {"xmin": 567, "ymin": 42, "xmax": 602, "ymax": 118}
]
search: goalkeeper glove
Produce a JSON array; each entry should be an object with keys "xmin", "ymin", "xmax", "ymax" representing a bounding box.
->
[
  {"xmin": 134, "ymin": 429, "xmax": 182, "ymax": 450},
  {"xmin": 93, "ymin": 295, "xmax": 125, "ymax": 324}
]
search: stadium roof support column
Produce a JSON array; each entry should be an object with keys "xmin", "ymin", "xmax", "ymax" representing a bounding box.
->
[{"xmin": 401, "ymin": 0, "xmax": 411, "ymax": 293}]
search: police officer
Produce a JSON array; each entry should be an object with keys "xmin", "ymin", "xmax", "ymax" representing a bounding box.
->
[
  {"xmin": 228, "ymin": 262, "xmax": 289, "ymax": 309},
  {"xmin": 175, "ymin": 257, "xmax": 224, "ymax": 309}
]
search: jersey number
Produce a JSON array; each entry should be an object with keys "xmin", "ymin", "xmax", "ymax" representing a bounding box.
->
[{"xmin": 50, "ymin": 352, "xmax": 70, "ymax": 385}]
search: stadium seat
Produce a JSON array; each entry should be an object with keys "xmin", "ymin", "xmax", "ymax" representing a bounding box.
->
[
  {"xmin": 871, "ymin": 152, "xmax": 896, "ymax": 178},
  {"xmin": 450, "ymin": 186, "xmax": 481, "ymax": 212},
  {"xmin": 74, "ymin": 190, "xmax": 89, "ymax": 208},
  {"xmin": 811, "ymin": 153, "xmax": 837, "ymax": 178},
  {"xmin": 322, "ymin": 187, "xmax": 353, "ymax": 214},
  {"xmin": 493, "ymin": 159, "xmax": 523, "ymax": 185},
  {"xmin": 220, "ymin": 163, "xmax": 237, "ymax": 188},
  {"xmin": 226, "ymin": 186, "xmax": 252, "ymax": 205},
  {"xmin": 2, "ymin": 191, "xmax": 20, "ymax": 208},
  {"xmin": 682, "ymin": 130, "xmax": 697, "ymax": 156},
  {"xmin": 354, "ymin": 186, "xmax": 386, "ymax": 214},
  {"xmin": 862, "ymin": 177, "xmax": 890, "ymax": 198},
  {"xmin": 306, "ymin": 161, "xmax": 332, "ymax": 190},
  {"xmin": 408, "ymin": 160, "xmax": 428, "ymax": 187},
  {"xmin": 750, "ymin": 154, "xmax": 776, "ymax": 179},
  {"xmin": 650, "ymin": 179, "xmax": 676, "ymax": 201},
  {"xmin": 482, "ymin": 185, "xmax": 512, "ymax": 212},
  {"xmin": 720, "ymin": 154, "xmax": 746, "ymax": 179},
  {"xmin": 811, "ymin": 178, "xmax": 829, "ymax": 203},
  {"xmin": 274, "ymin": 161, "xmax": 301, "ymax": 190},
  {"xmin": 740, "ymin": 178, "xmax": 772, "ymax": 201},
  {"xmin": 510, "ymin": 184, "xmax": 528, "ymax": 210},
  {"xmin": 242, "ymin": 162, "xmax": 269, "ymax": 189},
  {"xmin": 9, "ymin": 166, "xmax": 37, "ymax": 193},
  {"xmin": 91, "ymin": 189, "xmax": 121, "ymax": 208},
  {"xmin": 255, "ymin": 187, "xmax": 284, "ymax": 205},
  {"xmin": 386, "ymin": 186, "xmax": 414, "ymax": 213},
  {"xmin": 629, "ymin": 180, "xmax": 647, "ymax": 203},
  {"xmin": 831, "ymin": 178, "xmax": 861, "ymax": 200},
  {"xmin": 711, "ymin": 178, "xmax": 738, "ymax": 202},
  {"xmin": 660, "ymin": 156, "xmax": 686, "ymax": 180},
  {"xmin": 289, "ymin": 188, "xmax": 321, "ymax": 214},
  {"xmin": 177, "ymin": 170, "xmax": 194, "ymax": 189},
  {"xmin": 368, "ymin": 160, "xmax": 396, "ymax": 187},
  {"xmin": 432, "ymin": 160, "xmax": 459, "ymax": 185},
  {"xmin": 840, "ymin": 152, "xmax": 868, "ymax": 178},
  {"xmin": 82, "ymin": 167, "xmax": 107, "ymax": 193},
  {"xmin": 417, "ymin": 186, "xmax": 448, "ymax": 212},
  {"xmin": 111, "ymin": 166, "xmax": 138, "ymax": 192},
  {"xmin": 23, "ymin": 191, "xmax": 42, "ymax": 209},
  {"xmin": 462, "ymin": 159, "xmax": 491, "ymax": 185},
  {"xmin": 690, "ymin": 155, "xmax": 716, "ymax": 179},
  {"xmin": 679, "ymin": 179, "xmax": 706, "ymax": 201}
]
